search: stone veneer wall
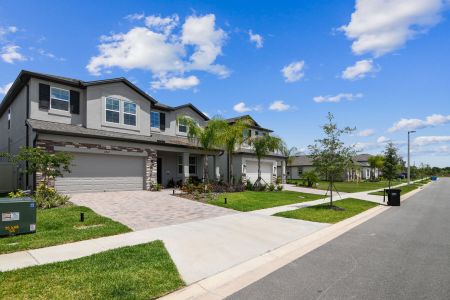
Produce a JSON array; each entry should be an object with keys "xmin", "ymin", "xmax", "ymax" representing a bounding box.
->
[{"xmin": 35, "ymin": 139, "xmax": 157, "ymax": 191}]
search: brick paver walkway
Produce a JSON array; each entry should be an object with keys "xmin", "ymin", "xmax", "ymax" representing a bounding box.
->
[{"xmin": 69, "ymin": 190, "xmax": 235, "ymax": 230}]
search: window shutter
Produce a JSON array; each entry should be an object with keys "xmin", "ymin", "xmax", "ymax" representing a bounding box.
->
[
  {"xmin": 38, "ymin": 84, "xmax": 50, "ymax": 109},
  {"xmin": 70, "ymin": 90, "xmax": 80, "ymax": 114},
  {"xmin": 160, "ymin": 112, "xmax": 166, "ymax": 131}
]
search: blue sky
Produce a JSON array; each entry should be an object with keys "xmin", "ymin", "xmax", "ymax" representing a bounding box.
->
[{"xmin": 1, "ymin": 0, "xmax": 449, "ymax": 166}]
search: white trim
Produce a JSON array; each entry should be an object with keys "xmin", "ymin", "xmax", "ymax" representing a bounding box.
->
[
  {"xmin": 54, "ymin": 146, "xmax": 147, "ymax": 157},
  {"xmin": 50, "ymin": 86, "xmax": 70, "ymax": 112}
]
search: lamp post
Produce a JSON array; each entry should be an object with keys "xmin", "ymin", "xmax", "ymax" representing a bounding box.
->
[{"xmin": 407, "ymin": 130, "xmax": 416, "ymax": 185}]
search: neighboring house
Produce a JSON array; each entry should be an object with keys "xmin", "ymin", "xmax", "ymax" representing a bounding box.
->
[
  {"xmin": 0, "ymin": 70, "xmax": 286, "ymax": 193},
  {"xmin": 287, "ymin": 154, "xmax": 380, "ymax": 181},
  {"xmin": 214, "ymin": 115, "xmax": 286, "ymax": 185}
]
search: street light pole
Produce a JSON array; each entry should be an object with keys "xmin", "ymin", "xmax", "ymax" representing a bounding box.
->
[{"xmin": 407, "ymin": 130, "xmax": 416, "ymax": 185}]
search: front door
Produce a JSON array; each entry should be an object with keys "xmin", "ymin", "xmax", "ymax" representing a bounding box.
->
[{"xmin": 157, "ymin": 157, "xmax": 162, "ymax": 184}]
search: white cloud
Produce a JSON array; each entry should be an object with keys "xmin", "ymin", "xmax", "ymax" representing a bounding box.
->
[
  {"xmin": 358, "ymin": 129, "xmax": 375, "ymax": 137},
  {"xmin": 1, "ymin": 44, "xmax": 26, "ymax": 63},
  {"xmin": 0, "ymin": 82, "xmax": 13, "ymax": 95},
  {"xmin": 281, "ymin": 60, "xmax": 305, "ymax": 82},
  {"xmin": 340, "ymin": 0, "xmax": 446, "ymax": 57},
  {"xmin": 151, "ymin": 75, "xmax": 199, "ymax": 90},
  {"xmin": 248, "ymin": 30, "xmax": 263, "ymax": 48},
  {"xmin": 388, "ymin": 114, "xmax": 450, "ymax": 132},
  {"xmin": 377, "ymin": 136, "xmax": 389, "ymax": 143},
  {"xmin": 145, "ymin": 14, "xmax": 179, "ymax": 35},
  {"xmin": 0, "ymin": 26, "xmax": 18, "ymax": 38},
  {"xmin": 342, "ymin": 59, "xmax": 376, "ymax": 80},
  {"xmin": 125, "ymin": 13, "xmax": 145, "ymax": 21},
  {"xmin": 269, "ymin": 100, "xmax": 290, "ymax": 111},
  {"xmin": 313, "ymin": 93, "xmax": 363, "ymax": 103},
  {"xmin": 87, "ymin": 14, "xmax": 228, "ymax": 90},
  {"xmin": 414, "ymin": 136, "xmax": 450, "ymax": 146},
  {"xmin": 233, "ymin": 102, "xmax": 253, "ymax": 113}
]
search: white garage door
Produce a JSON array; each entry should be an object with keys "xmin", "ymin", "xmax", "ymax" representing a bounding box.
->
[
  {"xmin": 55, "ymin": 153, "xmax": 145, "ymax": 193},
  {"xmin": 246, "ymin": 161, "xmax": 273, "ymax": 184}
]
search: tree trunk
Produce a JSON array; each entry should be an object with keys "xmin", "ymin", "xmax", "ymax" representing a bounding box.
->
[
  {"xmin": 330, "ymin": 175, "xmax": 333, "ymax": 207},
  {"xmin": 204, "ymin": 154, "xmax": 208, "ymax": 183},
  {"xmin": 257, "ymin": 158, "xmax": 261, "ymax": 183},
  {"xmin": 229, "ymin": 152, "xmax": 234, "ymax": 185}
]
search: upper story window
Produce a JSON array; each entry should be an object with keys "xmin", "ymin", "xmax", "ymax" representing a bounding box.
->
[
  {"xmin": 105, "ymin": 97, "xmax": 120, "ymax": 124},
  {"xmin": 50, "ymin": 87, "xmax": 70, "ymax": 111},
  {"xmin": 151, "ymin": 111, "xmax": 160, "ymax": 128},
  {"xmin": 7, "ymin": 109, "xmax": 11, "ymax": 129},
  {"xmin": 105, "ymin": 97, "xmax": 137, "ymax": 126},
  {"xmin": 178, "ymin": 120, "xmax": 187, "ymax": 133},
  {"xmin": 124, "ymin": 101, "xmax": 137, "ymax": 126}
]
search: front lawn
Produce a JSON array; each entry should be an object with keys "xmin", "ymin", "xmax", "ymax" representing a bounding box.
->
[
  {"xmin": 208, "ymin": 191, "xmax": 324, "ymax": 212},
  {"xmin": 0, "ymin": 241, "xmax": 184, "ymax": 299},
  {"xmin": 0, "ymin": 205, "xmax": 131, "ymax": 254},
  {"xmin": 287, "ymin": 179, "xmax": 407, "ymax": 193},
  {"xmin": 274, "ymin": 198, "xmax": 378, "ymax": 223}
]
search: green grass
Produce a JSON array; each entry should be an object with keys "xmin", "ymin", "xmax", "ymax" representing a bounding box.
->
[
  {"xmin": 368, "ymin": 179, "xmax": 430, "ymax": 196},
  {"xmin": 0, "ymin": 205, "xmax": 131, "ymax": 254},
  {"xmin": 274, "ymin": 198, "xmax": 379, "ymax": 224},
  {"xmin": 0, "ymin": 241, "xmax": 184, "ymax": 299},
  {"xmin": 208, "ymin": 191, "xmax": 324, "ymax": 212},
  {"xmin": 287, "ymin": 179, "xmax": 407, "ymax": 193}
]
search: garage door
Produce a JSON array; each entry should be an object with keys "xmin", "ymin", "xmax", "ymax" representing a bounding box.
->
[
  {"xmin": 55, "ymin": 153, "xmax": 145, "ymax": 193},
  {"xmin": 246, "ymin": 161, "xmax": 273, "ymax": 185}
]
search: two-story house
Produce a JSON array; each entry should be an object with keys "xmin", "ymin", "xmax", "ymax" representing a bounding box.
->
[{"xmin": 0, "ymin": 70, "xmax": 286, "ymax": 193}]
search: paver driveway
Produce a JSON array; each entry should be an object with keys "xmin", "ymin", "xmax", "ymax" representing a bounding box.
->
[{"xmin": 69, "ymin": 190, "xmax": 236, "ymax": 230}]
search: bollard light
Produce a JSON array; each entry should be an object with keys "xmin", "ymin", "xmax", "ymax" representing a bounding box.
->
[
  {"xmin": 173, "ymin": 189, "xmax": 175, "ymax": 195},
  {"xmin": 80, "ymin": 212, "xmax": 85, "ymax": 222},
  {"xmin": 224, "ymin": 197, "xmax": 227, "ymax": 204}
]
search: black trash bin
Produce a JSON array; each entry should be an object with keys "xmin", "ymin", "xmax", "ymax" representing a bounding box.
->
[{"xmin": 385, "ymin": 189, "xmax": 401, "ymax": 206}]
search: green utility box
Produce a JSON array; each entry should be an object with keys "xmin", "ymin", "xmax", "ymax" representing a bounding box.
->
[{"xmin": 0, "ymin": 197, "xmax": 36, "ymax": 236}]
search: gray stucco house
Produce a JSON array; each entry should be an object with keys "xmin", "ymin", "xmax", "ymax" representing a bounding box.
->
[
  {"xmin": 287, "ymin": 154, "xmax": 379, "ymax": 181},
  {"xmin": 0, "ymin": 70, "xmax": 285, "ymax": 193}
]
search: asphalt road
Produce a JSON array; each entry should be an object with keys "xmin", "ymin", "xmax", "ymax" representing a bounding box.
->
[{"xmin": 228, "ymin": 178, "xmax": 450, "ymax": 300}]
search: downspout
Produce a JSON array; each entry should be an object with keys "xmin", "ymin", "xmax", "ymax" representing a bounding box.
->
[
  {"xmin": 32, "ymin": 132, "xmax": 39, "ymax": 191},
  {"xmin": 25, "ymin": 83, "xmax": 30, "ymax": 188}
]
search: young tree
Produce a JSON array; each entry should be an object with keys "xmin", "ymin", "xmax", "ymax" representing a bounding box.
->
[
  {"xmin": 308, "ymin": 113, "xmax": 356, "ymax": 207},
  {"xmin": 177, "ymin": 115, "xmax": 227, "ymax": 183},
  {"xmin": 368, "ymin": 155, "xmax": 385, "ymax": 180},
  {"xmin": 221, "ymin": 116, "xmax": 251, "ymax": 184},
  {"xmin": 249, "ymin": 134, "xmax": 283, "ymax": 189},
  {"xmin": 382, "ymin": 142, "xmax": 401, "ymax": 189},
  {"xmin": 280, "ymin": 142, "xmax": 299, "ymax": 180},
  {"xmin": 1, "ymin": 147, "xmax": 73, "ymax": 188}
]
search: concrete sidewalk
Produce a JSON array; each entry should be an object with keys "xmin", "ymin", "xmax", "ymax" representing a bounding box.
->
[{"xmin": 0, "ymin": 211, "xmax": 328, "ymax": 284}]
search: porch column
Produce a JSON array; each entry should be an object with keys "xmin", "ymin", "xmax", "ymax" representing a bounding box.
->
[
  {"xmin": 281, "ymin": 160, "xmax": 286, "ymax": 184},
  {"xmin": 145, "ymin": 149, "xmax": 157, "ymax": 190},
  {"xmin": 182, "ymin": 152, "xmax": 190, "ymax": 183}
]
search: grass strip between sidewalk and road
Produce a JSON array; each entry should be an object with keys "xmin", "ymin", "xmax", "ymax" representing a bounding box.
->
[
  {"xmin": 287, "ymin": 179, "xmax": 407, "ymax": 193},
  {"xmin": 0, "ymin": 205, "xmax": 131, "ymax": 254},
  {"xmin": 368, "ymin": 179, "xmax": 431, "ymax": 196},
  {"xmin": 274, "ymin": 198, "xmax": 378, "ymax": 224},
  {"xmin": 208, "ymin": 191, "xmax": 324, "ymax": 212},
  {"xmin": 0, "ymin": 241, "xmax": 184, "ymax": 300}
]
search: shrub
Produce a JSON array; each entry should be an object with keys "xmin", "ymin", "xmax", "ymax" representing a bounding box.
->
[
  {"xmin": 276, "ymin": 185, "xmax": 283, "ymax": 191},
  {"xmin": 246, "ymin": 179, "xmax": 253, "ymax": 191},
  {"xmin": 34, "ymin": 183, "xmax": 69, "ymax": 209},
  {"xmin": 8, "ymin": 190, "xmax": 26, "ymax": 198},
  {"xmin": 276, "ymin": 176, "xmax": 282, "ymax": 184},
  {"xmin": 268, "ymin": 183, "xmax": 275, "ymax": 191},
  {"xmin": 166, "ymin": 178, "xmax": 175, "ymax": 188},
  {"xmin": 152, "ymin": 183, "xmax": 162, "ymax": 191},
  {"xmin": 302, "ymin": 171, "xmax": 319, "ymax": 188},
  {"xmin": 253, "ymin": 183, "xmax": 267, "ymax": 192}
]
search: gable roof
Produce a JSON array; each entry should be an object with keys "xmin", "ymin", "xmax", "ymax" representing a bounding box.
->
[
  {"xmin": 289, "ymin": 155, "xmax": 314, "ymax": 166},
  {"xmin": 0, "ymin": 70, "xmax": 205, "ymax": 118},
  {"xmin": 225, "ymin": 115, "xmax": 273, "ymax": 132},
  {"xmin": 152, "ymin": 102, "xmax": 209, "ymax": 121}
]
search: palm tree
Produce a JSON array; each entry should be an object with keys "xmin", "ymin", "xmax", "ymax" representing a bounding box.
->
[
  {"xmin": 368, "ymin": 155, "xmax": 384, "ymax": 180},
  {"xmin": 280, "ymin": 142, "xmax": 299, "ymax": 180},
  {"xmin": 221, "ymin": 117, "xmax": 251, "ymax": 184},
  {"xmin": 176, "ymin": 115, "xmax": 227, "ymax": 183},
  {"xmin": 249, "ymin": 134, "xmax": 283, "ymax": 188}
]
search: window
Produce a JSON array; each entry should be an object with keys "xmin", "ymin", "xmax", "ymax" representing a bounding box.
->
[
  {"xmin": 123, "ymin": 101, "xmax": 137, "ymax": 126},
  {"xmin": 255, "ymin": 131, "xmax": 259, "ymax": 136},
  {"xmin": 189, "ymin": 156, "xmax": 197, "ymax": 174},
  {"xmin": 151, "ymin": 111, "xmax": 160, "ymax": 128},
  {"xmin": 177, "ymin": 156, "xmax": 183, "ymax": 174},
  {"xmin": 105, "ymin": 97, "xmax": 120, "ymax": 123},
  {"xmin": 298, "ymin": 167, "xmax": 303, "ymax": 176},
  {"xmin": 178, "ymin": 120, "xmax": 187, "ymax": 133},
  {"xmin": 7, "ymin": 109, "xmax": 11, "ymax": 129},
  {"xmin": 50, "ymin": 87, "xmax": 70, "ymax": 111}
]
